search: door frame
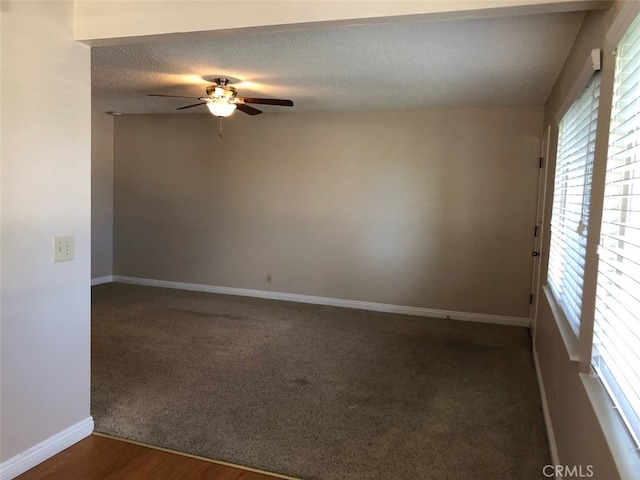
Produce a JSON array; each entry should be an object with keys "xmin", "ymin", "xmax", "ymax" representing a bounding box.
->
[{"xmin": 530, "ymin": 125, "xmax": 551, "ymax": 342}]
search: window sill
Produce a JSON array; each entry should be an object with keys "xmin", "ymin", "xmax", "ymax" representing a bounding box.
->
[
  {"xmin": 543, "ymin": 285, "xmax": 579, "ymax": 362},
  {"xmin": 580, "ymin": 373, "xmax": 640, "ymax": 479}
]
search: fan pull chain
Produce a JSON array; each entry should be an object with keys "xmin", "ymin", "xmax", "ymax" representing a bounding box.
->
[{"xmin": 219, "ymin": 117, "xmax": 223, "ymax": 137}]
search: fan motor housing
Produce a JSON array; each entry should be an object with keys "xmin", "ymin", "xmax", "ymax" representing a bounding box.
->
[{"xmin": 206, "ymin": 78, "xmax": 237, "ymax": 99}]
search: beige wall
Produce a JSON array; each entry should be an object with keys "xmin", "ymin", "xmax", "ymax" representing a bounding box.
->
[
  {"xmin": 113, "ymin": 107, "xmax": 542, "ymax": 318},
  {"xmin": 74, "ymin": 0, "xmax": 597, "ymax": 45},
  {"xmin": 535, "ymin": 2, "xmax": 636, "ymax": 478},
  {"xmin": 1, "ymin": 0, "xmax": 91, "ymax": 465},
  {"xmin": 91, "ymin": 108, "xmax": 114, "ymax": 279}
]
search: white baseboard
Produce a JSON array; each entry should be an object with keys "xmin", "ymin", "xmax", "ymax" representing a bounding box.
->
[
  {"xmin": 533, "ymin": 347, "xmax": 560, "ymax": 469},
  {"xmin": 91, "ymin": 275, "xmax": 113, "ymax": 286},
  {"xmin": 112, "ymin": 275, "xmax": 530, "ymax": 328},
  {"xmin": 0, "ymin": 417, "xmax": 94, "ymax": 480}
]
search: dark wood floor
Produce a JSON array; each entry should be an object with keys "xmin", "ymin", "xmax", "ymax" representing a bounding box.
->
[{"xmin": 16, "ymin": 434, "xmax": 292, "ymax": 480}]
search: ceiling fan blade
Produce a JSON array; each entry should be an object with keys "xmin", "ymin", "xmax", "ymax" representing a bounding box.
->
[
  {"xmin": 239, "ymin": 97, "xmax": 294, "ymax": 107},
  {"xmin": 237, "ymin": 104, "xmax": 262, "ymax": 116},
  {"xmin": 176, "ymin": 102, "xmax": 207, "ymax": 110},
  {"xmin": 147, "ymin": 94, "xmax": 202, "ymax": 99}
]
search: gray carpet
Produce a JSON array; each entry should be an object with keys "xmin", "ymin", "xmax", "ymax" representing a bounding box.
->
[{"xmin": 91, "ymin": 283, "xmax": 550, "ymax": 479}]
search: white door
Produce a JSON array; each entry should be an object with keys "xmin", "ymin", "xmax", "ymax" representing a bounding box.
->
[{"xmin": 529, "ymin": 126, "xmax": 551, "ymax": 344}]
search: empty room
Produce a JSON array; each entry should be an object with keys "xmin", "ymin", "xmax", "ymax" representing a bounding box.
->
[{"xmin": 1, "ymin": 1, "xmax": 639, "ymax": 480}]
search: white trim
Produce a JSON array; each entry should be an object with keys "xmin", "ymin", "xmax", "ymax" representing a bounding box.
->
[
  {"xmin": 554, "ymin": 49, "xmax": 601, "ymax": 124},
  {"xmin": 580, "ymin": 373, "xmax": 640, "ymax": 480},
  {"xmin": 605, "ymin": 0, "xmax": 640, "ymax": 54},
  {"xmin": 543, "ymin": 285, "xmax": 579, "ymax": 361},
  {"xmin": 112, "ymin": 276, "xmax": 530, "ymax": 327},
  {"xmin": 91, "ymin": 275, "xmax": 113, "ymax": 286},
  {"xmin": 533, "ymin": 347, "xmax": 560, "ymax": 468},
  {"xmin": 0, "ymin": 417, "xmax": 94, "ymax": 480},
  {"xmin": 530, "ymin": 125, "xmax": 552, "ymax": 343}
]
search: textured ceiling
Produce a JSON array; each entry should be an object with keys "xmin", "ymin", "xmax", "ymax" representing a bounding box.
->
[{"xmin": 91, "ymin": 10, "xmax": 586, "ymax": 115}]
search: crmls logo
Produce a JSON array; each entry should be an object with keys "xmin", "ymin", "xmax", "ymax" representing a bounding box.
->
[{"xmin": 543, "ymin": 465, "xmax": 594, "ymax": 478}]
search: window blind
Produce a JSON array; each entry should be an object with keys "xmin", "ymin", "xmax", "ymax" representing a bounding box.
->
[
  {"xmin": 593, "ymin": 13, "xmax": 640, "ymax": 447},
  {"xmin": 548, "ymin": 73, "xmax": 601, "ymax": 337}
]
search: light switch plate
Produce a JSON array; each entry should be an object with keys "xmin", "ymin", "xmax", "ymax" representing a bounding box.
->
[{"xmin": 53, "ymin": 235, "xmax": 74, "ymax": 262}]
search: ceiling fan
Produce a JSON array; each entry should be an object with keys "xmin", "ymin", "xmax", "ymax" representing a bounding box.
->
[{"xmin": 147, "ymin": 77, "xmax": 294, "ymax": 118}]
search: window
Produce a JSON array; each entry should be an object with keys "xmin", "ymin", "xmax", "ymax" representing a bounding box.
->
[
  {"xmin": 548, "ymin": 73, "xmax": 601, "ymax": 336},
  {"xmin": 592, "ymin": 13, "xmax": 640, "ymax": 446}
]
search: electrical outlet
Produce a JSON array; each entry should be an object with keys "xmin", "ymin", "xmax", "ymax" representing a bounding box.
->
[
  {"xmin": 53, "ymin": 235, "xmax": 74, "ymax": 262},
  {"xmin": 266, "ymin": 274, "xmax": 272, "ymax": 283}
]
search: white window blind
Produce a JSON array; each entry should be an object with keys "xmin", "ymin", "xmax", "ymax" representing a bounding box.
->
[
  {"xmin": 548, "ymin": 73, "xmax": 601, "ymax": 336},
  {"xmin": 593, "ymin": 13, "xmax": 640, "ymax": 447}
]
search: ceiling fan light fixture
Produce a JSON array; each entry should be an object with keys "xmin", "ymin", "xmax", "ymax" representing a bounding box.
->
[
  {"xmin": 206, "ymin": 99, "xmax": 237, "ymax": 117},
  {"xmin": 149, "ymin": 77, "xmax": 293, "ymax": 117}
]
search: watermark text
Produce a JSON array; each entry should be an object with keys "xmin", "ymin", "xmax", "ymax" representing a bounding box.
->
[{"xmin": 543, "ymin": 465, "xmax": 594, "ymax": 478}]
